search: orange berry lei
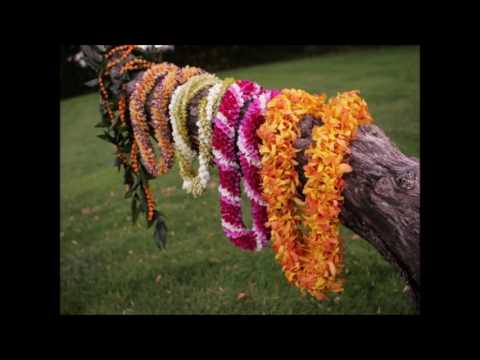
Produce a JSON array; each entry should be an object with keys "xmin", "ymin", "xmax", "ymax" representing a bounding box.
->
[
  {"xmin": 257, "ymin": 89, "xmax": 372, "ymax": 300},
  {"xmin": 120, "ymin": 58, "xmax": 154, "ymax": 75},
  {"xmin": 143, "ymin": 183, "xmax": 156, "ymax": 222},
  {"xmin": 98, "ymin": 45, "xmax": 137, "ymax": 123}
]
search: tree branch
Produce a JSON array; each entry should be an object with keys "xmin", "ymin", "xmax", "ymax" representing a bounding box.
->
[{"xmin": 340, "ymin": 124, "xmax": 420, "ymax": 310}]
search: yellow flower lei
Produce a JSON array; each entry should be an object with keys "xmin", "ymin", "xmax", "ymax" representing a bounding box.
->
[
  {"xmin": 258, "ymin": 89, "xmax": 373, "ymax": 300},
  {"xmin": 198, "ymin": 77, "xmax": 236, "ymax": 164},
  {"xmin": 169, "ymin": 73, "xmax": 221, "ymax": 195}
]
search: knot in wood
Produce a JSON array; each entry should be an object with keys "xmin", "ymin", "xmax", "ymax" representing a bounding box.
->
[
  {"xmin": 396, "ymin": 169, "xmax": 416, "ymax": 190},
  {"xmin": 374, "ymin": 176, "xmax": 394, "ymax": 197}
]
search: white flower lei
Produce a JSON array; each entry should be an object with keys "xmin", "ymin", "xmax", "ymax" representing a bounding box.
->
[{"xmin": 169, "ymin": 73, "xmax": 221, "ymax": 196}]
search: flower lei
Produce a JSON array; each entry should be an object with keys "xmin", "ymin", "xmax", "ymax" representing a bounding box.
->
[
  {"xmin": 236, "ymin": 88, "xmax": 280, "ymax": 250},
  {"xmin": 128, "ymin": 63, "xmax": 178, "ymax": 177},
  {"xmin": 212, "ymin": 80, "xmax": 267, "ymax": 251},
  {"xmin": 258, "ymin": 89, "xmax": 372, "ymax": 299},
  {"xmin": 148, "ymin": 65, "xmax": 179, "ymax": 173},
  {"xmin": 169, "ymin": 73, "xmax": 221, "ymax": 196},
  {"xmin": 194, "ymin": 77, "xmax": 236, "ymax": 192}
]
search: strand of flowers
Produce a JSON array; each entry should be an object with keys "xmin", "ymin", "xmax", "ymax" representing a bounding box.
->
[
  {"xmin": 257, "ymin": 88, "xmax": 373, "ymax": 300},
  {"xmin": 118, "ymin": 94, "xmax": 127, "ymax": 125},
  {"xmin": 143, "ymin": 183, "xmax": 156, "ymax": 222},
  {"xmin": 105, "ymin": 45, "xmax": 136, "ymax": 61},
  {"xmin": 169, "ymin": 73, "xmax": 222, "ymax": 195},
  {"xmin": 106, "ymin": 45, "xmax": 136, "ymax": 71},
  {"xmin": 301, "ymin": 89, "xmax": 373, "ymax": 299},
  {"xmin": 144, "ymin": 64, "xmax": 181, "ymax": 176},
  {"xmin": 258, "ymin": 89, "xmax": 329, "ymax": 298},
  {"xmin": 98, "ymin": 75, "xmax": 115, "ymax": 122},
  {"xmin": 98, "ymin": 45, "xmax": 138, "ymax": 123},
  {"xmin": 212, "ymin": 80, "xmax": 265, "ymax": 251},
  {"xmin": 130, "ymin": 141, "xmax": 140, "ymax": 174},
  {"xmin": 120, "ymin": 58, "xmax": 155, "ymax": 75},
  {"xmin": 197, "ymin": 77, "xmax": 236, "ymax": 192},
  {"xmin": 236, "ymin": 88, "xmax": 280, "ymax": 251},
  {"xmin": 148, "ymin": 68, "xmax": 180, "ymax": 172},
  {"xmin": 128, "ymin": 63, "xmax": 178, "ymax": 177}
]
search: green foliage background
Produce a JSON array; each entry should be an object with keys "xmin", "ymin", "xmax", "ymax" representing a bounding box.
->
[{"xmin": 60, "ymin": 46, "xmax": 419, "ymax": 314}]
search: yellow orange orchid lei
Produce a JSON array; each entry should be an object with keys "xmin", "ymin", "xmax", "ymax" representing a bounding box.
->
[{"xmin": 258, "ymin": 89, "xmax": 373, "ymax": 300}]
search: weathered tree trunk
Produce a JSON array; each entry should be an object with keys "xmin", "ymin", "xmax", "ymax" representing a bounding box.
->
[{"xmin": 340, "ymin": 124, "xmax": 420, "ymax": 311}]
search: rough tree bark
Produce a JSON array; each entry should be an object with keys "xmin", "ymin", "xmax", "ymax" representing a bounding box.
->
[{"xmin": 340, "ymin": 124, "xmax": 420, "ymax": 311}]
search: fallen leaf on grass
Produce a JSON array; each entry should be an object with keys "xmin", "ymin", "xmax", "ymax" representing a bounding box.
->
[
  {"xmin": 155, "ymin": 275, "xmax": 162, "ymax": 284},
  {"xmin": 160, "ymin": 186, "xmax": 176, "ymax": 197},
  {"xmin": 81, "ymin": 208, "xmax": 93, "ymax": 215},
  {"xmin": 236, "ymin": 292, "xmax": 249, "ymax": 301},
  {"xmin": 351, "ymin": 234, "xmax": 360, "ymax": 240}
]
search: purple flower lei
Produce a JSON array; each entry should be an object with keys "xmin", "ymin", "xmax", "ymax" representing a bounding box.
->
[{"xmin": 212, "ymin": 79, "xmax": 273, "ymax": 251}]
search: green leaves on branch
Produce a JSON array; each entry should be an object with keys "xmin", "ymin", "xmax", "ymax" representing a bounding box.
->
[
  {"xmin": 97, "ymin": 132, "xmax": 116, "ymax": 144},
  {"xmin": 153, "ymin": 212, "xmax": 168, "ymax": 250},
  {"xmin": 131, "ymin": 193, "xmax": 140, "ymax": 225}
]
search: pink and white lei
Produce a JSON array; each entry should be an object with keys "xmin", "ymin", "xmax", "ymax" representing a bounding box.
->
[
  {"xmin": 237, "ymin": 88, "xmax": 280, "ymax": 250},
  {"xmin": 212, "ymin": 79, "xmax": 276, "ymax": 251}
]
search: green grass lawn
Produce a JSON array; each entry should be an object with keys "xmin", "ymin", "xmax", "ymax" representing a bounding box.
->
[{"xmin": 60, "ymin": 46, "xmax": 420, "ymax": 314}]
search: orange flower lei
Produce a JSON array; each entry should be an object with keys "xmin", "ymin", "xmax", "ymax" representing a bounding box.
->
[
  {"xmin": 129, "ymin": 63, "xmax": 178, "ymax": 177},
  {"xmin": 258, "ymin": 89, "xmax": 372, "ymax": 300},
  {"xmin": 148, "ymin": 66, "xmax": 187, "ymax": 171}
]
